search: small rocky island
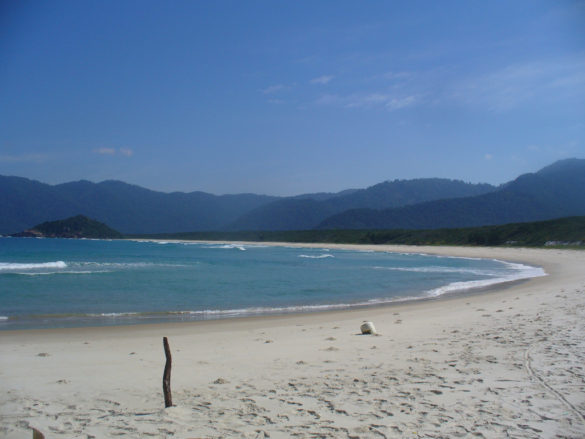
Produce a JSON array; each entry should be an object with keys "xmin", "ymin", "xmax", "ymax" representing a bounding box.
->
[{"xmin": 11, "ymin": 215, "xmax": 123, "ymax": 239}]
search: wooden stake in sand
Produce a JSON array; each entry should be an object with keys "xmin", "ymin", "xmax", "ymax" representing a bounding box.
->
[{"xmin": 162, "ymin": 336, "xmax": 173, "ymax": 408}]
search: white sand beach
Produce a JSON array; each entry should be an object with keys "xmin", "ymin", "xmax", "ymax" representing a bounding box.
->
[{"xmin": 1, "ymin": 245, "xmax": 584, "ymax": 438}]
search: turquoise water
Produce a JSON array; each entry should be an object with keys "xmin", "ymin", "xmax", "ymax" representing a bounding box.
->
[{"xmin": 0, "ymin": 238, "xmax": 544, "ymax": 330}]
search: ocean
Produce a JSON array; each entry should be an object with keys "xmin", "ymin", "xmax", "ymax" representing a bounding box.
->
[{"xmin": 0, "ymin": 237, "xmax": 545, "ymax": 330}]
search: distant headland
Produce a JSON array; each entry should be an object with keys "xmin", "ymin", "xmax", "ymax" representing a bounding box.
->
[{"xmin": 11, "ymin": 215, "xmax": 123, "ymax": 239}]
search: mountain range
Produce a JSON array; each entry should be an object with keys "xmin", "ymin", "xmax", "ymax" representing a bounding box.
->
[
  {"xmin": 1, "ymin": 158, "xmax": 584, "ymax": 235},
  {"xmin": 0, "ymin": 178, "xmax": 277, "ymax": 234},
  {"xmin": 319, "ymin": 159, "xmax": 585, "ymax": 229}
]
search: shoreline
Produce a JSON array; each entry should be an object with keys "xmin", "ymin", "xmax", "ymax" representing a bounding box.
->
[
  {"xmin": 0, "ymin": 273, "xmax": 540, "ymax": 336},
  {"xmin": 1, "ymin": 242, "xmax": 548, "ymax": 332},
  {"xmin": 2, "ymin": 245, "xmax": 584, "ymax": 438}
]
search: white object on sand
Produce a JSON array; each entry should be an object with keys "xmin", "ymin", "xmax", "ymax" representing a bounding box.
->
[{"xmin": 360, "ymin": 321, "xmax": 376, "ymax": 335}]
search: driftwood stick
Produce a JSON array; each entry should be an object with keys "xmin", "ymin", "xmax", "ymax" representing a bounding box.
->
[
  {"xmin": 163, "ymin": 336, "xmax": 173, "ymax": 408},
  {"xmin": 32, "ymin": 428, "xmax": 45, "ymax": 439}
]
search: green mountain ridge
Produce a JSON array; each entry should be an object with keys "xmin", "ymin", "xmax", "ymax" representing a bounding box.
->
[
  {"xmin": 229, "ymin": 178, "xmax": 495, "ymax": 231},
  {"xmin": 1, "ymin": 158, "xmax": 584, "ymax": 235},
  {"xmin": 319, "ymin": 159, "xmax": 585, "ymax": 230},
  {"xmin": 0, "ymin": 177, "xmax": 279, "ymax": 234},
  {"xmin": 0, "ymin": 175, "xmax": 496, "ymax": 235}
]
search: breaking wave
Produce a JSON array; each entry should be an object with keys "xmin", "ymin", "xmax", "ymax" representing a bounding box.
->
[
  {"xmin": 426, "ymin": 262, "xmax": 546, "ymax": 297},
  {"xmin": 0, "ymin": 261, "xmax": 67, "ymax": 271},
  {"xmin": 299, "ymin": 254, "xmax": 335, "ymax": 259},
  {"xmin": 204, "ymin": 244, "xmax": 247, "ymax": 251}
]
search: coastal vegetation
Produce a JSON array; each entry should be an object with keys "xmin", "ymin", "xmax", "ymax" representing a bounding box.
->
[
  {"xmin": 10, "ymin": 213, "xmax": 585, "ymax": 248},
  {"xmin": 129, "ymin": 215, "xmax": 585, "ymax": 248}
]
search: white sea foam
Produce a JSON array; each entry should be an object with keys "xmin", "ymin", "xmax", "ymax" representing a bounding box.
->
[
  {"xmin": 183, "ymin": 303, "xmax": 359, "ymax": 316},
  {"xmin": 17, "ymin": 270, "xmax": 107, "ymax": 276},
  {"xmin": 0, "ymin": 316, "xmax": 8, "ymax": 321},
  {"xmin": 373, "ymin": 265, "xmax": 498, "ymax": 276},
  {"xmin": 426, "ymin": 263, "xmax": 546, "ymax": 297},
  {"xmin": 205, "ymin": 244, "xmax": 247, "ymax": 251},
  {"xmin": 0, "ymin": 261, "xmax": 67, "ymax": 271},
  {"xmin": 91, "ymin": 312, "xmax": 140, "ymax": 317},
  {"xmin": 76, "ymin": 262, "xmax": 188, "ymax": 269},
  {"xmin": 1, "ymin": 260, "xmax": 188, "ymax": 275},
  {"xmin": 76, "ymin": 304, "xmax": 372, "ymax": 321},
  {"xmin": 83, "ymin": 306, "xmax": 359, "ymax": 319},
  {"xmin": 299, "ymin": 254, "xmax": 335, "ymax": 259},
  {"xmin": 433, "ymin": 255, "xmax": 485, "ymax": 261}
]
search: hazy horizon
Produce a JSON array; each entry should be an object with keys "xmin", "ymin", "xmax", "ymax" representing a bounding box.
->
[
  {"xmin": 4, "ymin": 169, "xmax": 506, "ymax": 197},
  {"xmin": 1, "ymin": 1, "xmax": 584, "ymax": 196}
]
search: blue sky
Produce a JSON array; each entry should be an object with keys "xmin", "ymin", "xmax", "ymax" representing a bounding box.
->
[{"xmin": 1, "ymin": 1, "xmax": 584, "ymax": 195}]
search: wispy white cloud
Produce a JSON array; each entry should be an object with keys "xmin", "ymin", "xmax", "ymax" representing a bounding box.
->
[
  {"xmin": 385, "ymin": 96, "xmax": 418, "ymax": 111},
  {"xmin": 93, "ymin": 147, "xmax": 133, "ymax": 157},
  {"xmin": 550, "ymin": 71, "xmax": 585, "ymax": 88},
  {"xmin": 94, "ymin": 147, "xmax": 116, "ymax": 155},
  {"xmin": 315, "ymin": 92, "xmax": 419, "ymax": 111},
  {"xmin": 260, "ymin": 84, "xmax": 286, "ymax": 95},
  {"xmin": 264, "ymin": 56, "xmax": 583, "ymax": 114},
  {"xmin": 451, "ymin": 58, "xmax": 585, "ymax": 111},
  {"xmin": 0, "ymin": 153, "xmax": 47, "ymax": 163},
  {"xmin": 345, "ymin": 93, "xmax": 390, "ymax": 108},
  {"xmin": 310, "ymin": 75, "xmax": 334, "ymax": 85},
  {"xmin": 376, "ymin": 71, "xmax": 414, "ymax": 82}
]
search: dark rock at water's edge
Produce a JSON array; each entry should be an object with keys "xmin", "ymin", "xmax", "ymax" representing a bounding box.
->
[
  {"xmin": 11, "ymin": 215, "xmax": 123, "ymax": 239},
  {"xmin": 11, "ymin": 229, "xmax": 44, "ymax": 238}
]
